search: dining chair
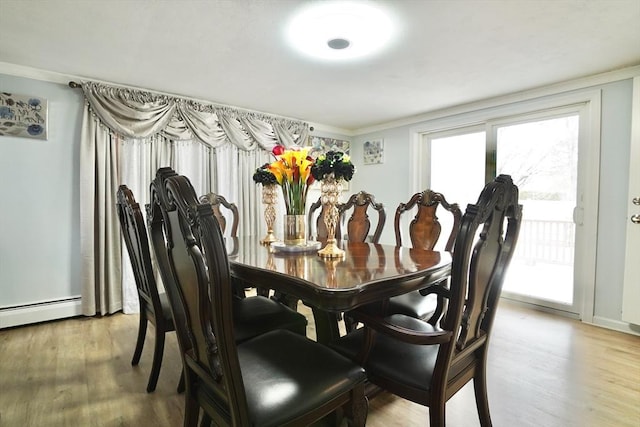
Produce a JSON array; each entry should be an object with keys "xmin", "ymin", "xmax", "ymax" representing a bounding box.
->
[
  {"xmin": 330, "ymin": 174, "xmax": 522, "ymax": 427},
  {"xmin": 340, "ymin": 190, "xmax": 386, "ymax": 243},
  {"xmin": 199, "ymin": 192, "xmax": 239, "ymax": 238},
  {"xmin": 116, "ymin": 185, "xmax": 183, "ymax": 393},
  {"xmin": 156, "ymin": 172, "xmax": 369, "ymax": 426},
  {"xmin": 339, "ymin": 191, "xmax": 386, "ymax": 331},
  {"xmin": 148, "ymin": 168, "xmax": 308, "ymax": 346},
  {"xmin": 199, "ymin": 192, "xmax": 290, "ymax": 302},
  {"xmin": 199, "ymin": 192, "xmax": 248, "ymax": 293},
  {"xmin": 386, "ymin": 190, "xmax": 462, "ymax": 324}
]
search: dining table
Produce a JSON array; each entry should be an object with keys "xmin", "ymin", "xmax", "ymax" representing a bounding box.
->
[{"xmin": 227, "ymin": 236, "xmax": 452, "ymax": 344}]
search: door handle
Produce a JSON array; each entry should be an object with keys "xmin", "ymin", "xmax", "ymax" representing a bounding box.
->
[
  {"xmin": 573, "ymin": 206, "xmax": 584, "ymax": 225},
  {"xmin": 633, "ymin": 197, "xmax": 640, "ymax": 206},
  {"xmin": 632, "ymin": 214, "xmax": 640, "ymax": 224}
]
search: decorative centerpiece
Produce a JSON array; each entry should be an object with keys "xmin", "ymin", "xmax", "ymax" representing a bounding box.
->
[
  {"xmin": 310, "ymin": 151, "xmax": 355, "ymax": 258},
  {"xmin": 266, "ymin": 144, "xmax": 315, "ymax": 245},
  {"xmin": 253, "ymin": 164, "xmax": 278, "ymax": 245}
]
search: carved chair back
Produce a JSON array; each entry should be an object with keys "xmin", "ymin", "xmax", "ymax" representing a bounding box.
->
[
  {"xmin": 117, "ymin": 185, "xmax": 162, "ymax": 315},
  {"xmin": 340, "ymin": 191, "xmax": 386, "ymax": 243},
  {"xmin": 148, "ymin": 168, "xmax": 194, "ymax": 361},
  {"xmin": 394, "ymin": 190, "xmax": 462, "ymax": 251},
  {"xmin": 199, "ymin": 192, "xmax": 239, "ymax": 238}
]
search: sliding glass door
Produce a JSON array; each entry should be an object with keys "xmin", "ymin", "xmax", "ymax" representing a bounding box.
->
[
  {"xmin": 493, "ymin": 114, "xmax": 579, "ymax": 308},
  {"xmin": 428, "ymin": 129, "xmax": 486, "ymax": 249},
  {"xmin": 425, "ymin": 109, "xmax": 584, "ymax": 315}
]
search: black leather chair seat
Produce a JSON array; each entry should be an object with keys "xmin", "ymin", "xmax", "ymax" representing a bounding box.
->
[
  {"xmin": 386, "ymin": 291, "xmax": 438, "ymax": 319},
  {"xmin": 331, "ymin": 314, "xmax": 442, "ymax": 393},
  {"xmin": 196, "ymin": 329, "xmax": 366, "ymax": 427},
  {"xmin": 232, "ymin": 296, "xmax": 307, "ymax": 343}
]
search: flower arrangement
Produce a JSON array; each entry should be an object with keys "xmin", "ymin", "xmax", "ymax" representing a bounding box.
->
[
  {"xmin": 310, "ymin": 151, "xmax": 355, "ymax": 182},
  {"xmin": 252, "ymin": 163, "xmax": 278, "ymax": 186},
  {"xmin": 262, "ymin": 145, "xmax": 315, "ymax": 215}
]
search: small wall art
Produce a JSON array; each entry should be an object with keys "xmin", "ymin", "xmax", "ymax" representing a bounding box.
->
[
  {"xmin": 0, "ymin": 93, "xmax": 48, "ymax": 140},
  {"xmin": 363, "ymin": 138, "xmax": 384, "ymax": 164}
]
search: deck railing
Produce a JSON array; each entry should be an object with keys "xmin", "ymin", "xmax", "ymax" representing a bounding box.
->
[{"xmin": 513, "ymin": 219, "xmax": 575, "ymax": 265}]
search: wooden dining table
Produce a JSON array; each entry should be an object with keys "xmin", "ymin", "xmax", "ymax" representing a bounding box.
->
[{"xmin": 227, "ymin": 236, "xmax": 452, "ymax": 343}]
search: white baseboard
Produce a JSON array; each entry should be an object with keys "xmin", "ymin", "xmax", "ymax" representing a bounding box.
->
[
  {"xmin": 501, "ymin": 298, "xmax": 640, "ymax": 336},
  {"xmin": 0, "ymin": 297, "xmax": 83, "ymax": 329},
  {"xmin": 589, "ymin": 315, "xmax": 640, "ymax": 337}
]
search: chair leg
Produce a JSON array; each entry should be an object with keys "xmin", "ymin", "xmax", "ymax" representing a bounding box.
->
[
  {"xmin": 146, "ymin": 329, "xmax": 165, "ymax": 392},
  {"xmin": 344, "ymin": 384, "xmax": 368, "ymax": 427},
  {"xmin": 199, "ymin": 412, "xmax": 212, "ymax": 427},
  {"xmin": 177, "ymin": 368, "xmax": 185, "ymax": 393},
  {"xmin": 183, "ymin": 393, "xmax": 200, "ymax": 427},
  {"xmin": 344, "ymin": 312, "xmax": 358, "ymax": 332},
  {"xmin": 429, "ymin": 400, "xmax": 446, "ymax": 427},
  {"xmin": 131, "ymin": 312, "xmax": 148, "ymax": 366},
  {"xmin": 473, "ymin": 371, "xmax": 493, "ymax": 427}
]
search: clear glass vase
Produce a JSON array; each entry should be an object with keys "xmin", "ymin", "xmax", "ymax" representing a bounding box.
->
[{"xmin": 284, "ymin": 214, "xmax": 306, "ymax": 245}]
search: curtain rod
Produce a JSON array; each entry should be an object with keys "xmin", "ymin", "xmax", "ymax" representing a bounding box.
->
[{"xmin": 67, "ymin": 81, "xmax": 315, "ymax": 132}]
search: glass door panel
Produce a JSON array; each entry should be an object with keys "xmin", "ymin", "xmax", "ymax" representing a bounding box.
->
[
  {"xmin": 495, "ymin": 115, "xmax": 579, "ymax": 306},
  {"xmin": 429, "ymin": 131, "xmax": 485, "ymax": 250}
]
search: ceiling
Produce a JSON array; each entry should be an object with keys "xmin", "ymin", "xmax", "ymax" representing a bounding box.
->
[{"xmin": 1, "ymin": 0, "xmax": 639, "ymax": 132}]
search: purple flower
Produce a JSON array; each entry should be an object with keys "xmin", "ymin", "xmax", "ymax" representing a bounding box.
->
[{"xmin": 27, "ymin": 124, "xmax": 43, "ymax": 135}]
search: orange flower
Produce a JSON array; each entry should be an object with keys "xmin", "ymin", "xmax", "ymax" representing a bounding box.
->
[{"xmin": 267, "ymin": 145, "xmax": 315, "ymax": 214}]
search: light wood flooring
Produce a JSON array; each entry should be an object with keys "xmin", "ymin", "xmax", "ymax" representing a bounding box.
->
[{"xmin": 1, "ymin": 300, "xmax": 639, "ymax": 427}]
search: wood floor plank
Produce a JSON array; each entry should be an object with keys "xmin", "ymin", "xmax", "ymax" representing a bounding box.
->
[{"xmin": 1, "ymin": 300, "xmax": 638, "ymax": 426}]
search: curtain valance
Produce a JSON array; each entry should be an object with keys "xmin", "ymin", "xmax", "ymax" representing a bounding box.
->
[{"xmin": 81, "ymin": 81, "xmax": 309, "ymax": 151}]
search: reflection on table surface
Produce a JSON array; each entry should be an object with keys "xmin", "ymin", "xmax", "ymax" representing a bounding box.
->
[{"xmin": 227, "ymin": 236, "xmax": 452, "ymax": 312}]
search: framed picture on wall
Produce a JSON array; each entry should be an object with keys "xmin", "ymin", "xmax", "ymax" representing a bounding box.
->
[
  {"xmin": 363, "ymin": 139, "xmax": 384, "ymax": 164},
  {"xmin": 0, "ymin": 93, "xmax": 48, "ymax": 140},
  {"xmin": 306, "ymin": 136, "xmax": 350, "ymax": 159},
  {"xmin": 305, "ymin": 136, "xmax": 351, "ymax": 190}
]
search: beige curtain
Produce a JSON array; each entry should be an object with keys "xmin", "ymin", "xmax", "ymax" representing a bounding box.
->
[
  {"xmin": 80, "ymin": 108, "xmax": 122, "ymax": 315},
  {"xmin": 79, "ymin": 81, "xmax": 309, "ymax": 316}
]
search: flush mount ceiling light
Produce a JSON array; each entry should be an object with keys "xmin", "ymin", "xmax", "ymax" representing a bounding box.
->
[{"xmin": 285, "ymin": 1, "xmax": 397, "ymax": 61}]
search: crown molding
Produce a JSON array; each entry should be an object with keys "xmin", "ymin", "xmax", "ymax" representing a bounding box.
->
[
  {"xmin": 3, "ymin": 61, "xmax": 638, "ymax": 138},
  {"xmin": 354, "ymin": 65, "xmax": 640, "ymax": 135},
  {"xmin": 0, "ymin": 61, "xmax": 340, "ymax": 131}
]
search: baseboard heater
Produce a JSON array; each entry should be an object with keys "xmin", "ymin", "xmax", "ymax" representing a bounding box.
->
[{"xmin": 0, "ymin": 296, "xmax": 82, "ymax": 329}]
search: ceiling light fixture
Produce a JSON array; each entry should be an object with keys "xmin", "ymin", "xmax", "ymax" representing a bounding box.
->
[
  {"xmin": 328, "ymin": 38, "xmax": 351, "ymax": 50},
  {"xmin": 285, "ymin": 1, "xmax": 396, "ymax": 61}
]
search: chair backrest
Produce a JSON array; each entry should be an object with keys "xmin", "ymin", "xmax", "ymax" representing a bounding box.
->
[
  {"xmin": 148, "ymin": 168, "xmax": 193, "ymax": 358},
  {"xmin": 307, "ymin": 196, "xmax": 343, "ymax": 240},
  {"xmin": 199, "ymin": 192, "xmax": 239, "ymax": 238},
  {"xmin": 439, "ymin": 174, "xmax": 522, "ymax": 396},
  {"xmin": 116, "ymin": 185, "xmax": 162, "ymax": 315},
  {"xmin": 149, "ymin": 168, "xmax": 249, "ymax": 424},
  {"xmin": 394, "ymin": 190, "xmax": 462, "ymax": 251},
  {"xmin": 340, "ymin": 191, "xmax": 386, "ymax": 243}
]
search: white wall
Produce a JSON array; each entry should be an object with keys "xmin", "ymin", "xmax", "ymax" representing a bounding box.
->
[
  {"xmin": 0, "ymin": 74, "xmax": 84, "ymax": 326},
  {"xmin": 594, "ymin": 80, "xmax": 633, "ymax": 322},
  {"xmin": 349, "ymin": 78, "xmax": 636, "ymax": 331}
]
